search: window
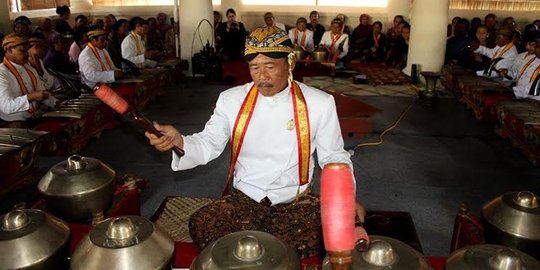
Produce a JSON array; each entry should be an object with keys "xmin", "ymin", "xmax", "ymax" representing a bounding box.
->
[
  {"xmin": 318, "ymin": 0, "xmax": 388, "ymax": 7},
  {"xmin": 10, "ymin": 0, "xmax": 70, "ymax": 12},
  {"xmin": 242, "ymin": 0, "xmax": 315, "ymax": 5},
  {"xmin": 449, "ymin": 0, "xmax": 540, "ymax": 11},
  {"xmin": 93, "ymin": 0, "xmax": 220, "ymax": 7},
  {"xmin": 241, "ymin": 0, "xmax": 387, "ymax": 6}
]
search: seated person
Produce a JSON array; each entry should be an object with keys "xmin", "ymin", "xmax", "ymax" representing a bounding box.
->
[
  {"xmin": 107, "ymin": 19, "xmax": 129, "ymax": 68},
  {"xmin": 307, "ymin": 10, "xmax": 325, "ymax": 46},
  {"xmin": 68, "ymin": 26, "xmax": 89, "ymax": 64},
  {"xmin": 509, "ymin": 35, "xmax": 540, "ymax": 99},
  {"xmin": 350, "ymin": 14, "xmax": 372, "ymax": 60},
  {"xmin": 156, "ymin": 13, "xmax": 172, "ymax": 41},
  {"xmin": 146, "ymin": 17, "xmax": 163, "ymax": 51},
  {"xmin": 79, "ymin": 29, "xmax": 123, "ymax": 88},
  {"xmin": 121, "ymin": 16, "xmax": 159, "ymax": 68},
  {"xmin": 35, "ymin": 17, "xmax": 54, "ymax": 42},
  {"xmin": 446, "ymin": 19, "xmax": 472, "ymax": 64},
  {"xmin": 499, "ymin": 33, "xmax": 538, "ymax": 82},
  {"xmin": 54, "ymin": 5, "xmax": 72, "ymax": 36},
  {"xmin": 367, "ymin": 21, "xmax": 386, "ymax": 61},
  {"xmin": 74, "ymin": 15, "xmax": 89, "ymax": 30},
  {"xmin": 215, "ymin": 8, "xmax": 247, "ymax": 61},
  {"xmin": 145, "ymin": 26, "xmax": 366, "ymax": 258},
  {"xmin": 13, "ymin": 18, "xmax": 31, "ymax": 37},
  {"xmin": 104, "ymin": 14, "xmax": 116, "ymax": 33},
  {"xmin": 386, "ymin": 23, "xmax": 410, "ymax": 69},
  {"xmin": 336, "ymin": 14, "xmax": 351, "ymax": 36},
  {"xmin": 0, "ymin": 34, "xmax": 57, "ymax": 123},
  {"xmin": 27, "ymin": 34, "xmax": 60, "ymax": 90},
  {"xmin": 386, "ymin": 15, "xmax": 404, "ymax": 42},
  {"xmin": 473, "ymin": 27, "xmax": 518, "ymax": 78},
  {"xmin": 44, "ymin": 32, "xmax": 78, "ymax": 75},
  {"xmin": 320, "ymin": 18, "xmax": 349, "ymax": 63},
  {"xmin": 263, "ymin": 12, "xmax": 286, "ymax": 31},
  {"xmin": 288, "ymin": 17, "xmax": 314, "ymax": 53}
]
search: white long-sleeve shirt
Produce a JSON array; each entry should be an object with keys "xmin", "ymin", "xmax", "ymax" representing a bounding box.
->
[
  {"xmin": 79, "ymin": 45, "xmax": 118, "ymax": 88},
  {"xmin": 513, "ymin": 57, "xmax": 540, "ymax": 99},
  {"xmin": 288, "ymin": 28, "xmax": 315, "ymax": 52},
  {"xmin": 475, "ymin": 43, "xmax": 518, "ymax": 77},
  {"xmin": 507, "ymin": 52, "xmax": 536, "ymax": 79},
  {"xmin": 320, "ymin": 31, "xmax": 349, "ymax": 59},
  {"xmin": 0, "ymin": 60, "xmax": 57, "ymax": 121},
  {"xmin": 121, "ymin": 32, "xmax": 157, "ymax": 68},
  {"xmin": 171, "ymin": 81, "xmax": 353, "ymax": 205}
]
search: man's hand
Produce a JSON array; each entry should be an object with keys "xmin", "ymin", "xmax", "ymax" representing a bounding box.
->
[
  {"xmin": 114, "ymin": 70, "xmax": 124, "ymax": 78},
  {"xmin": 356, "ymin": 201, "xmax": 366, "ymax": 223},
  {"xmin": 499, "ymin": 68, "xmax": 509, "ymax": 78},
  {"xmin": 144, "ymin": 122, "xmax": 184, "ymax": 152},
  {"xmin": 27, "ymin": 90, "xmax": 50, "ymax": 102},
  {"xmin": 144, "ymin": 50, "xmax": 156, "ymax": 59}
]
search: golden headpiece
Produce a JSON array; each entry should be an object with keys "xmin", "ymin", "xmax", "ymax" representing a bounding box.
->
[
  {"xmin": 2, "ymin": 33, "xmax": 29, "ymax": 49},
  {"xmin": 244, "ymin": 26, "xmax": 294, "ymax": 61}
]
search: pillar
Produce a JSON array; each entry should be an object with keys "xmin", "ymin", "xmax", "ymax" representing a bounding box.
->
[
  {"xmin": 387, "ymin": 0, "xmax": 412, "ymax": 23},
  {"xmin": 0, "ymin": 0, "xmax": 10, "ymax": 34},
  {"xmin": 179, "ymin": 0, "xmax": 213, "ymax": 69},
  {"xmin": 403, "ymin": 0, "xmax": 449, "ymax": 76}
]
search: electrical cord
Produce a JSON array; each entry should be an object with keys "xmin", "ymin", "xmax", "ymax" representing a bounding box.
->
[{"xmin": 353, "ymin": 97, "xmax": 416, "ymax": 150}]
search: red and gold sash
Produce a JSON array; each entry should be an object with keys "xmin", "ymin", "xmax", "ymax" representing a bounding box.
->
[
  {"xmin": 330, "ymin": 33, "xmax": 342, "ymax": 53},
  {"xmin": 294, "ymin": 29, "xmax": 307, "ymax": 47},
  {"xmin": 495, "ymin": 43, "xmax": 513, "ymax": 59},
  {"xmin": 87, "ymin": 43, "xmax": 113, "ymax": 71},
  {"xmin": 224, "ymin": 82, "xmax": 311, "ymax": 195},
  {"xmin": 373, "ymin": 33, "xmax": 380, "ymax": 48},
  {"xmin": 530, "ymin": 64, "xmax": 540, "ymax": 83},
  {"xmin": 3, "ymin": 59, "xmax": 38, "ymax": 113}
]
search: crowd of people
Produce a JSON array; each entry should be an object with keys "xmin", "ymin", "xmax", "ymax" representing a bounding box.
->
[
  {"xmin": 445, "ymin": 14, "xmax": 540, "ymax": 100},
  {"xmin": 212, "ymin": 10, "xmax": 412, "ymax": 68},
  {"xmin": 1, "ymin": 6, "xmax": 539, "ymax": 125},
  {"xmin": 0, "ymin": 5, "xmax": 175, "ymax": 125}
]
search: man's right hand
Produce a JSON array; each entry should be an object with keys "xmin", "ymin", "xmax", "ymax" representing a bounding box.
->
[
  {"xmin": 144, "ymin": 122, "xmax": 184, "ymax": 152},
  {"xmin": 27, "ymin": 90, "xmax": 50, "ymax": 102},
  {"xmin": 114, "ymin": 70, "xmax": 124, "ymax": 78}
]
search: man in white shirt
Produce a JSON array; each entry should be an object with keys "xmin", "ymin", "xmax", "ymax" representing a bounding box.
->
[
  {"xmin": 499, "ymin": 33, "xmax": 537, "ymax": 81},
  {"xmin": 121, "ymin": 17, "xmax": 159, "ymax": 69},
  {"xmin": 473, "ymin": 27, "xmax": 518, "ymax": 78},
  {"xmin": 264, "ymin": 12, "xmax": 286, "ymax": 31},
  {"xmin": 145, "ymin": 26, "xmax": 366, "ymax": 258},
  {"xmin": 79, "ymin": 29, "xmax": 123, "ymax": 88},
  {"xmin": 288, "ymin": 17, "xmax": 314, "ymax": 52},
  {"xmin": 513, "ymin": 36, "xmax": 540, "ymax": 99},
  {"xmin": 320, "ymin": 18, "xmax": 349, "ymax": 62},
  {"xmin": 0, "ymin": 33, "xmax": 56, "ymax": 123}
]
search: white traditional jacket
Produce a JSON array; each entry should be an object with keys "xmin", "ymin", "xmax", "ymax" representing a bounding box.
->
[
  {"xmin": 0, "ymin": 60, "xmax": 57, "ymax": 121},
  {"xmin": 475, "ymin": 43, "xmax": 518, "ymax": 77},
  {"xmin": 121, "ymin": 31, "xmax": 157, "ymax": 68},
  {"xmin": 79, "ymin": 45, "xmax": 118, "ymax": 88},
  {"xmin": 172, "ymin": 81, "xmax": 353, "ymax": 204},
  {"xmin": 288, "ymin": 28, "xmax": 315, "ymax": 52},
  {"xmin": 320, "ymin": 31, "xmax": 349, "ymax": 59}
]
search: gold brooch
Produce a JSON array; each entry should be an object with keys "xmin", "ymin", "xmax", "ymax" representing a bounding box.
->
[{"xmin": 287, "ymin": 119, "xmax": 295, "ymax": 130}]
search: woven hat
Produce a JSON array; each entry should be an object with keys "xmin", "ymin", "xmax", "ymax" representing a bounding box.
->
[
  {"xmin": 2, "ymin": 33, "xmax": 29, "ymax": 49},
  {"xmin": 244, "ymin": 26, "xmax": 294, "ymax": 61}
]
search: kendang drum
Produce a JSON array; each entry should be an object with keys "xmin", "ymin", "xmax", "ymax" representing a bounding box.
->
[
  {"xmin": 190, "ymin": 230, "xmax": 301, "ymax": 270},
  {"xmin": 481, "ymin": 191, "xmax": 540, "ymax": 259},
  {"xmin": 445, "ymin": 244, "xmax": 540, "ymax": 270},
  {"xmin": 71, "ymin": 215, "xmax": 174, "ymax": 270},
  {"xmin": 322, "ymin": 236, "xmax": 433, "ymax": 270},
  {"xmin": 37, "ymin": 155, "xmax": 116, "ymax": 221},
  {"xmin": 0, "ymin": 209, "xmax": 70, "ymax": 269}
]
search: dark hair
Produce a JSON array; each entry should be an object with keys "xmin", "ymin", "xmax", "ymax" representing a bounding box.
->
[
  {"xmin": 331, "ymin": 18, "xmax": 343, "ymax": 26},
  {"xmin": 485, "ymin": 13, "xmax": 496, "ymax": 20},
  {"xmin": 226, "ymin": 8, "xmax": 236, "ymax": 16},
  {"xmin": 373, "ymin": 21, "xmax": 383, "ymax": 28},
  {"xmin": 73, "ymin": 26, "xmax": 89, "ymax": 42},
  {"xmin": 399, "ymin": 21, "xmax": 410, "ymax": 28},
  {"xmin": 14, "ymin": 16, "xmax": 31, "ymax": 25},
  {"xmin": 310, "ymin": 10, "xmax": 319, "ymax": 17},
  {"xmin": 213, "ymin": 11, "xmax": 220, "ymax": 16},
  {"xmin": 130, "ymin": 16, "xmax": 147, "ymax": 30},
  {"xmin": 75, "ymin": 15, "xmax": 87, "ymax": 23},
  {"xmin": 56, "ymin": 5, "xmax": 70, "ymax": 16},
  {"xmin": 394, "ymin": 15, "xmax": 404, "ymax": 21},
  {"xmin": 30, "ymin": 32, "xmax": 45, "ymax": 40},
  {"xmin": 457, "ymin": 18, "xmax": 470, "ymax": 29},
  {"xmin": 523, "ymin": 30, "xmax": 540, "ymax": 44},
  {"xmin": 112, "ymin": 19, "xmax": 129, "ymax": 32}
]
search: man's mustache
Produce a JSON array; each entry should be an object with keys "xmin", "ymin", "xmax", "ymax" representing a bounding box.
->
[{"xmin": 257, "ymin": 82, "xmax": 274, "ymax": 88}]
